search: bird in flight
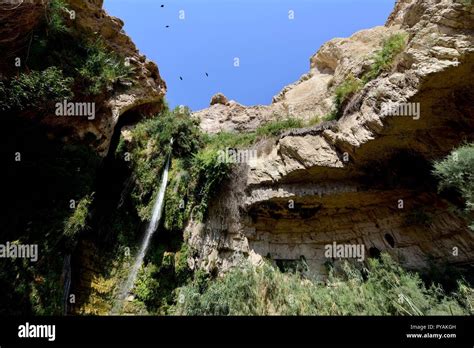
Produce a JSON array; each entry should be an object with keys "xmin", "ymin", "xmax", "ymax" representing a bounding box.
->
[
  {"xmin": 179, "ymin": 76, "xmax": 183, "ymax": 81},
  {"xmin": 205, "ymin": 72, "xmax": 209, "ymax": 77}
]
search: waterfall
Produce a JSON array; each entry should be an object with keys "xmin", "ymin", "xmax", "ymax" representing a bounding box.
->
[
  {"xmin": 62, "ymin": 254, "xmax": 72, "ymax": 315},
  {"xmin": 112, "ymin": 153, "xmax": 171, "ymax": 314}
]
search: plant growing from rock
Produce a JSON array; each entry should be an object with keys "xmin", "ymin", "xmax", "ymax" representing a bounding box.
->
[{"xmin": 433, "ymin": 143, "xmax": 474, "ymax": 230}]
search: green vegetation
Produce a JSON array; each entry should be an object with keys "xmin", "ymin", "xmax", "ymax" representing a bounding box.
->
[
  {"xmin": 78, "ymin": 40, "xmax": 134, "ymax": 95},
  {"xmin": 1, "ymin": 119, "xmax": 101, "ymax": 315},
  {"xmin": 118, "ymin": 106, "xmax": 202, "ymax": 221},
  {"xmin": 47, "ymin": 0, "xmax": 69, "ymax": 34},
  {"xmin": 1, "ymin": 0, "xmax": 133, "ymax": 114},
  {"xmin": 0, "ymin": 67, "xmax": 73, "ymax": 112},
  {"xmin": 127, "ymin": 240, "xmax": 193, "ymax": 314},
  {"xmin": 120, "ymin": 107, "xmax": 313, "ymax": 228},
  {"xmin": 172, "ymin": 254, "xmax": 472, "ymax": 315},
  {"xmin": 331, "ymin": 33, "xmax": 408, "ymax": 119},
  {"xmin": 362, "ymin": 33, "xmax": 408, "ymax": 84},
  {"xmin": 256, "ymin": 117, "xmax": 304, "ymax": 137},
  {"xmin": 0, "ymin": 2, "xmax": 138, "ymax": 314},
  {"xmin": 64, "ymin": 194, "xmax": 94, "ymax": 247},
  {"xmin": 433, "ymin": 143, "xmax": 474, "ymax": 230},
  {"xmin": 189, "ymin": 147, "xmax": 233, "ymax": 221},
  {"xmin": 200, "ymin": 116, "xmax": 306, "ymax": 151},
  {"xmin": 333, "ymin": 73, "xmax": 362, "ymax": 119}
]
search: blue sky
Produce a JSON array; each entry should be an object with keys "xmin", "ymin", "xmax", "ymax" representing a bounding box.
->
[{"xmin": 104, "ymin": 0, "xmax": 395, "ymax": 111}]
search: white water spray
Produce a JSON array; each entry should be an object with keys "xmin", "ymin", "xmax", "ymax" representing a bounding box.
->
[{"xmin": 112, "ymin": 148, "xmax": 172, "ymax": 313}]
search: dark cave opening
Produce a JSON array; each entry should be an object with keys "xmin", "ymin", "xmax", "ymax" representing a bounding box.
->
[
  {"xmin": 384, "ymin": 233, "xmax": 395, "ymax": 248},
  {"xmin": 368, "ymin": 247, "xmax": 381, "ymax": 259},
  {"xmin": 360, "ymin": 150, "xmax": 437, "ymax": 191}
]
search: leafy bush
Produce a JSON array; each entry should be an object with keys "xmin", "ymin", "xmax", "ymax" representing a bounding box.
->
[
  {"xmin": 132, "ymin": 243, "xmax": 192, "ymax": 312},
  {"xmin": 78, "ymin": 41, "xmax": 134, "ymax": 95},
  {"xmin": 201, "ymin": 131, "xmax": 256, "ymax": 151},
  {"xmin": 164, "ymin": 159, "xmax": 192, "ymax": 231},
  {"xmin": 47, "ymin": 0, "xmax": 69, "ymax": 34},
  {"xmin": 433, "ymin": 143, "xmax": 474, "ymax": 230},
  {"xmin": 333, "ymin": 73, "xmax": 362, "ymax": 119},
  {"xmin": 363, "ymin": 33, "xmax": 407, "ymax": 84},
  {"xmin": 134, "ymin": 264, "xmax": 160, "ymax": 304},
  {"xmin": 64, "ymin": 194, "xmax": 94, "ymax": 242},
  {"xmin": 0, "ymin": 67, "xmax": 73, "ymax": 112},
  {"xmin": 174, "ymin": 243, "xmax": 192, "ymax": 283},
  {"xmin": 172, "ymin": 254, "xmax": 471, "ymax": 315},
  {"xmin": 190, "ymin": 148, "xmax": 232, "ymax": 221},
  {"xmin": 26, "ymin": 11, "xmax": 133, "ymax": 97}
]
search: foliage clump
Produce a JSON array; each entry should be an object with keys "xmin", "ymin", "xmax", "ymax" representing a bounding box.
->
[
  {"xmin": 64, "ymin": 194, "xmax": 94, "ymax": 246},
  {"xmin": 0, "ymin": 67, "xmax": 73, "ymax": 112},
  {"xmin": 172, "ymin": 254, "xmax": 472, "ymax": 316},
  {"xmin": 47, "ymin": 0, "xmax": 70, "ymax": 34},
  {"xmin": 78, "ymin": 41, "xmax": 134, "ymax": 95},
  {"xmin": 433, "ymin": 143, "xmax": 474, "ymax": 230},
  {"xmin": 1, "ymin": 0, "xmax": 134, "ymax": 114},
  {"xmin": 333, "ymin": 73, "xmax": 362, "ymax": 119},
  {"xmin": 363, "ymin": 33, "xmax": 407, "ymax": 84}
]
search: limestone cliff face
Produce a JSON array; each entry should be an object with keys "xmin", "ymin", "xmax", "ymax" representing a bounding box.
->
[
  {"xmin": 0, "ymin": 0, "xmax": 166, "ymax": 155},
  {"xmin": 188, "ymin": 0, "xmax": 474, "ymax": 275}
]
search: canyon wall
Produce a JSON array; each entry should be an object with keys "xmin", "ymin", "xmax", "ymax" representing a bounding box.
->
[{"xmin": 188, "ymin": 0, "xmax": 474, "ymax": 276}]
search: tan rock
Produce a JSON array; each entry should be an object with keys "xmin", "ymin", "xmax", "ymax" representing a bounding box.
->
[
  {"xmin": 210, "ymin": 92, "xmax": 229, "ymax": 106},
  {"xmin": 187, "ymin": 0, "xmax": 474, "ymax": 277}
]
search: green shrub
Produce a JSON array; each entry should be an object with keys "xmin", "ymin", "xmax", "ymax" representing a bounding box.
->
[
  {"xmin": 164, "ymin": 159, "xmax": 192, "ymax": 231},
  {"xmin": 307, "ymin": 115, "xmax": 323, "ymax": 126},
  {"xmin": 134, "ymin": 264, "xmax": 160, "ymax": 304},
  {"xmin": 172, "ymin": 254, "xmax": 471, "ymax": 315},
  {"xmin": 256, "ymin": 117, "xmax": 304, "ymax": 137},
  {"xmin": 64, "ymin": 194, "xmax": 94, "ymax": 244},
  {"xmin": 0, "ymin": 67, "xmax": 73, "ymax": 112},
  {"xmin": 202, "ymin": 131, "xmax": 256, "ymax": 151},
  {"xmin": 190, "ymin": 147, "xmax": 232, "ymax": 221},
  {"xmin": 333, "ymin": 73, "xmax": 362, "ymax": 119},
  {"xmin": 78, "ymin": 40, "xmax": 134, "ymax": 95},
  {"xmin": 174, "ymin": 244, "xmax": 192, "ymax": 283},
  {"xmin": 433, "ymin": 143, "xmax": 474, "ymax": 230},
  {"xmin": 363, "ymin": 33, "xmax": 407, "ymax": 84},
  {"xmin": 47, "ymin": 0, "xmax": 69, "ymax": 34}
]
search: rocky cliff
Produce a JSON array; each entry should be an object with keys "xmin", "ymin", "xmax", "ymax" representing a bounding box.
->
[
  {"xmin": 0, "ymin": 0, "xmax": 166, "ymax": 155},
  {"xmin": 188, "ymin": 0, "xmax": 474, "ymax": 276}
]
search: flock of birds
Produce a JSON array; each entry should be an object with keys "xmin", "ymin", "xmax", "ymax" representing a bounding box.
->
[{"xmin": 160, "ymin": 4, "xmax": 209, "ymax": 81}]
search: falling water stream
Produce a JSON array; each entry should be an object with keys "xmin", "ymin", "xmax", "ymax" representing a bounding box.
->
[{"xmin": 112, "ymin": 150, "xmax": 171, "ymax": 314}]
